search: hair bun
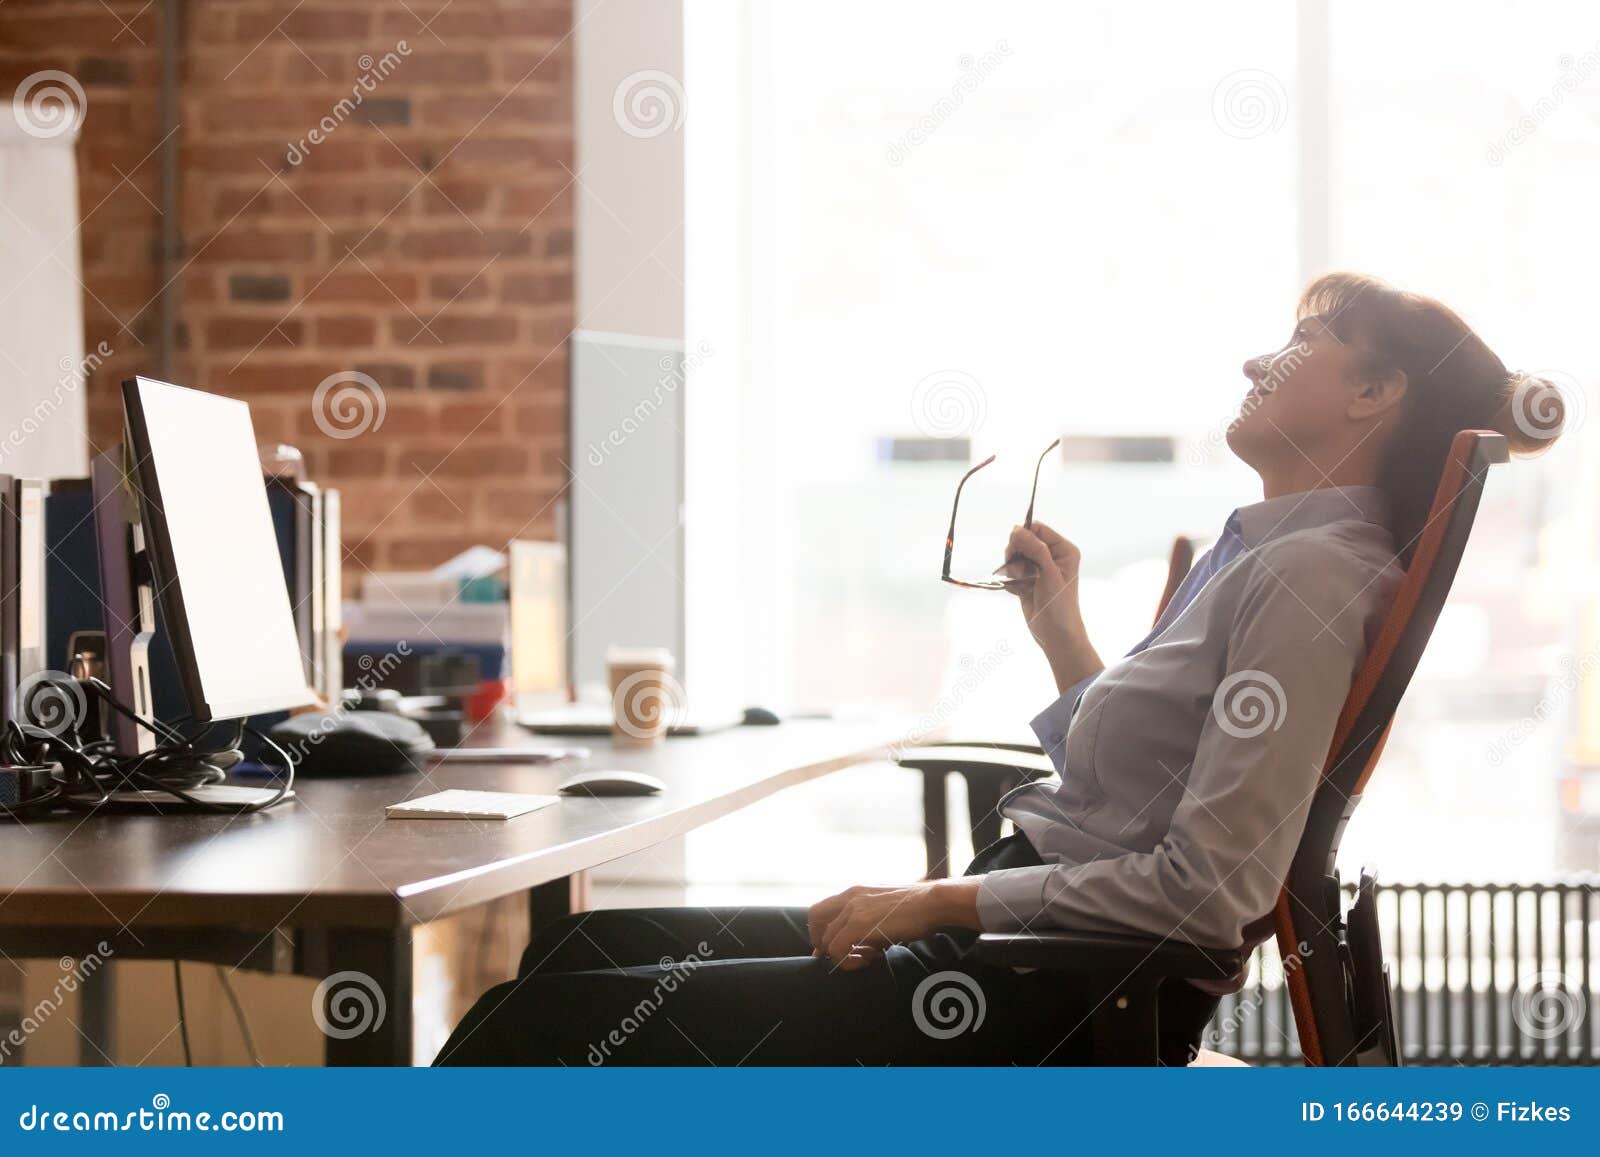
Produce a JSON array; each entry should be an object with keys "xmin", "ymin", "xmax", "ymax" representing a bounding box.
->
[{"xmin": 1493, "ymin": 371, "xmax": 1569, "ymax": 455}]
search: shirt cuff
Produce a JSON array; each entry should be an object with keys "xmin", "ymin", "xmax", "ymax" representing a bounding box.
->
[
  {"xmin": 1030, "ymin": 681, "xmax": 1089, "ymax": 770},
  {"xmin": 975, "ymin": 864, "xmax": 1056, "ymax": 932}
]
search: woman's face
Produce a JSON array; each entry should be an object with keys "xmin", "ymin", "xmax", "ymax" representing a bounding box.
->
[{"xmin": 1226, "ymin": 314, "xmax": 1368, "ymax": 470}]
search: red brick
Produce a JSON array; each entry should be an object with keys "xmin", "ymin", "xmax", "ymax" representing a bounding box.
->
[
  {"xmin": 326, "ymin": 445, "xmax": 391, "ymax": 477},
  {"xmin": 286, "ymin": 180, "xmax": 415, "ymax": 219},
  {"xmin": 397, "ymin": 228, "xmax": 532, "ymax": 261},
  {"xmin": 307, "ymin": 271, "xmax": 421, "ymax": 304},
  {"xmin": 221, "ymin": 362, "xmax": 347, "ymax": 395},
  {"xmin": 205, "ymin": 317, "xmax": 305, "ymax": 350},
  {"xmin": 512, "ymin": 400, "xmax": 566, "ymax": 437},
  {"xmin": 236, "ymin": 8, "xmax": 372, "ymax": 42},
  {"xmin": 437, "ymin": 400, "xmax": 506, "ymax": 436},
  {"xmin": 191, "ymin": 228, "xmax": 318, "ymax": 264},
  {"xmin": 1, "ymin": 0, "xmax": 577, "ymax": 575},
  {"xmin": 404, "ymin": 443, "xmax": 530, "ymax": 477},
  {"xmin": 428, "ymin": 271, "xmax": 491, "ymax": 303},
  {"xmin": 315, "ymin": 315, "xmax": 379, "ymax": 345},
  {"xmin": 502, "ymin": 271, "xmax": 570, "ymax": 305},
  {"xmin": 390, "ymin": 313, "xmax": 517, "ymax": 346}
]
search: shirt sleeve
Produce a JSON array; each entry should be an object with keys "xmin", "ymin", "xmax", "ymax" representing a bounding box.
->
[
  {"xmin": 1028, "ymin": 671, "xmax": 1101, "ymax": 772},
  {"xmin": 978, "ymin": 538, "xmax": 1389, "ymax": 946}
]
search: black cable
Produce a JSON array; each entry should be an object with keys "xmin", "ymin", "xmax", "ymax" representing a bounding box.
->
[
  {"xmin": 172, "ymin": 960, "xmax": 193, "ymax": 1067},
  {"xmin": 215, "ymin": 965, "xmax": 263, "ymax": 1066},
  {"xmin": 4, "ymin": 677, "xmax": 297, "ymax": 817}
]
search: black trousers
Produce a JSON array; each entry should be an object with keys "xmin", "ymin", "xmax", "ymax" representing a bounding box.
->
[{"xmin": 435, "ymin": 833, "xmax": 1219, "ymax": 1066}]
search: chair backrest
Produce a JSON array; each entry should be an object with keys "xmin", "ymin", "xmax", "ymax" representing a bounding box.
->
[{"xmin": 1274, "ymin": 429, "xmax": 1508, "ymax": 1065}]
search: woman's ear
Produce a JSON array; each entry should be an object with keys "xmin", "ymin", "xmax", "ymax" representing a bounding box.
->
[{"xmin": 1349, "ymin": 368, "xmax": 1408, "ymax": 421}]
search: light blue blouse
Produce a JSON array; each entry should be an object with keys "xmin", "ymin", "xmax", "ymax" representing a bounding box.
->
[{"xmin": 977, "ymin": 486, "xmax": 1402, "ymax": 984}]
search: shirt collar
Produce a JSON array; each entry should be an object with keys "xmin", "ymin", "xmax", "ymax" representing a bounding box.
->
[{"xmin": 1229, "ymin": 485, "xmax": 1390, "ymax": 551}]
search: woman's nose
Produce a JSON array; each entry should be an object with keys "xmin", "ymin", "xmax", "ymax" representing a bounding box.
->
[{"xmin": 1242, "ymin": 354, "xmax": 1269, "ymax": 382}]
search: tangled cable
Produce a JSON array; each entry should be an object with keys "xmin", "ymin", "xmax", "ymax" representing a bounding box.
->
[{"xmin": 0, "ymin": 676, "xmax": 294, "ymax": 819}]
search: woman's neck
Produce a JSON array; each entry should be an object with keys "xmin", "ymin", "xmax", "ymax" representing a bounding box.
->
[{"xmin": 1255, "ymin": 458, "xmax": 1379, "ymax": 500}]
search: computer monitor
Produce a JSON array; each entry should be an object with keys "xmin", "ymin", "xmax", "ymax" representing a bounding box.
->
[
  {"xmin": 121, "ymin": 377, "xmax": 315, "ymax": 723},
  {"xmin": 1, "ymin": 476, "xmax": 47, "ymax": 727}
]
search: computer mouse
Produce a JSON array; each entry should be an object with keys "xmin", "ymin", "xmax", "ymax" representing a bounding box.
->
[
  {"xmin": 557, "ymin": 769, "xmax": 666, "ymax": 797},
  {"xmin": 742, "ymin": 706, "xmax": 781, "ymax": 726}
]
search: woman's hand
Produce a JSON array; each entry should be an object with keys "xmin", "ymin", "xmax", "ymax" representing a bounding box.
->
[
  {"xmin": 1002, "ymin": 521, "xmax": 1103, "ymax": 691},
  {"xmin": 806, "ymin": 879, "xmax": 980, "ymax": 970}
]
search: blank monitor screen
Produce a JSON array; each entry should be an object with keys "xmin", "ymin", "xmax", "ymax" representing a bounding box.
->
[{"xmin": 122, "ymin": 377, "xmax": 315, "ymax": 722}]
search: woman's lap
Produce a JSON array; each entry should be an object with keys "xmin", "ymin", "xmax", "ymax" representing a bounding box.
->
[
  {"xmin": 435, "ymin": 838, "xmax": 1221, "ymax": 1066},
  {"xmin": 439, "ymin": 908, "xmax": 1089, "ymax": 1066}
]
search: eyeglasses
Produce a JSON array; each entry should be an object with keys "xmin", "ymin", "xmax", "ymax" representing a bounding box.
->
[{"xmin": 941, "ymin": 437, "xmax": 1061, "ymax": 590}]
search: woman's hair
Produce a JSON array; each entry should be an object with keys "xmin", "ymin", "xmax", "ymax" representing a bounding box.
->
[{"xmin": 1296, "ymin": 272, "xmax": 1565, "ymax": 564}]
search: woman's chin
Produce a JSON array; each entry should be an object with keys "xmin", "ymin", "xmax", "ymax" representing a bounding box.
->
[{"xmin": 1223, "ymin": 419, "xmax": 1263, "ymax": 465}]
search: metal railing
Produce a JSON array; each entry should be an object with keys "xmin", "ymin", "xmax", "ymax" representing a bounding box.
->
[{"xmin": 1204, "ymin": 878, "xmax": 1600, "ymax": 1065}]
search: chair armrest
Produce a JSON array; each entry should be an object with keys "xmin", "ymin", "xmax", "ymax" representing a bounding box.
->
[
  {"xmin": 917, "ymin": 739, "xmax": 1046, "ymax": 756},
  {"xmin": 894, "ymin": 745, "xmax": 1055, "ymax": 777},
  {"xmin": 974, "ymin": 931, "xmax": 1242, "ymax": 981}
]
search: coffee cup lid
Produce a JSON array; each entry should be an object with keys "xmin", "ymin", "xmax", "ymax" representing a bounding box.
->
[{"xmin": 605, "ymin": 645, "xmax": 676, "ymax": 669}]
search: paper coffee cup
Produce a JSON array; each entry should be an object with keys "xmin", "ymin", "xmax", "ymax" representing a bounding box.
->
[{"xmin": 606, "ymin": 647, "xmax": 679, "ymax": 747}]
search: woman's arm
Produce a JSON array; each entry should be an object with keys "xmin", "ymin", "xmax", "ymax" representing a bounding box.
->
[
  {"xmin": 976, "ymin": 540, "xmax": 1380, "ymax": 947},
  {"xmin": 1004, "ymin": 521, "xmax": 1104, "ymax": 693}
]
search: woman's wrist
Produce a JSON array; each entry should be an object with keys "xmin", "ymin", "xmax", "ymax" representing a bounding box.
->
[
  {"xmin": 930, "ymin": 877, "xmax": 982, "ymax": 930},
  {"xmin": 1044, "ymin": 623, "xmax": 1101, "ymax": 693}
]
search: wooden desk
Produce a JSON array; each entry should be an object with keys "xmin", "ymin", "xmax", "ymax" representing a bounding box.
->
[{"xmin": 0, "ymin": 717, "xmax": 914, "ymax": 1065}]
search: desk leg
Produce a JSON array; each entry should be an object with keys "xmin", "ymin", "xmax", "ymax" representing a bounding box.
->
[
  {"xmin": 78, "ymin": 963, "xmax": 115, "ymax": 1066},
  {"xmin": 527, "ymin": 872, "xmax": 588, "ymax": 937},
  {"xmin": 318, "ymin": 929, "xmax": 413, "ymax": 1067}
]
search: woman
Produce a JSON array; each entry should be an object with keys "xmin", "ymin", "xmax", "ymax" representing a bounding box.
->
[{"xmin": 437, "ymin": 273, "xmax": 1562, "ymax": 1066}]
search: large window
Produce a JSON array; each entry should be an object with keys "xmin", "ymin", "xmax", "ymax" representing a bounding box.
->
[{"xmin": 683, "ymin": 0, "xmax": 1599, "ymax": 894}]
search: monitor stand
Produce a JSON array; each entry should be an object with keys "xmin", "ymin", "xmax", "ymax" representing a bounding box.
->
[{"xmin": 90, "ymin": 447, "xmax": 157, "ymax": 755}]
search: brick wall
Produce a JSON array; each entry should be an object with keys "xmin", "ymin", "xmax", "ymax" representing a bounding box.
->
[{"xmin": 0, "ymin": 0, "xmax": 574, "ymax": 576}]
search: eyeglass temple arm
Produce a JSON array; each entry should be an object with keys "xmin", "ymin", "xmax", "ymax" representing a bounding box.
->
[
  {"xmin": 1023, "ymin": 438, "xmax": 1061, "ymax": 528},
  {"xmin": 944, "ymin": 454, "xmax": 996, "ymax": 578}
]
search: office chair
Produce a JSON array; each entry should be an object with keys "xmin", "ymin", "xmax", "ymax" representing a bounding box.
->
[
  {"xmin": 912, "ymin": 535, "xmax": 1196, "ymax": 879},
  {"xmin": 898, "ymin": 431, "xmax": 1508, "ymax": 1064}
]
